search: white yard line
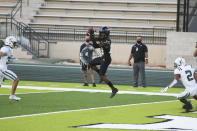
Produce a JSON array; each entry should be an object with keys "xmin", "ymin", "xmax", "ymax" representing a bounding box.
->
[
  {"xmin": 0, "ymin": 100, "xmax": 178, "ymax": 120},
  {"xmin": 0, "ymin": 91, "xmax": 64, "ymax": 96},
  {"xmin": 1, "ymin": 85, "xmax": 178, "ymax": 97}
]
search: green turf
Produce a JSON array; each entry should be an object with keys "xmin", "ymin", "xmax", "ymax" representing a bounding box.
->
[
  {"xmin": 2, "ymin": 80, "xmax": 185, "ymax": 94},
  {"xmin": 0, "ymin": 100, "xmax": 196, "ymax": 131},
  {"xmin": 0, "ymin": 81, "xmax": 195, "ymax": 131},
  {"xmin": 0, "ymin": 91, "xmax": 176, "ymax": 118}
]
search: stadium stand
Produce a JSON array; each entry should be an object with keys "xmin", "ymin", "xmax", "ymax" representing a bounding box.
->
[
  {"xmin": 29, "ymin": 0, "xmax": 177, "ymax": 32},
  {"xmin": 0, "ymin": 0, "xmax": 177, "ymax": 62},
  {"xmin": 0, "ymin": 0, "xmax": 17, "ymax": 18}
]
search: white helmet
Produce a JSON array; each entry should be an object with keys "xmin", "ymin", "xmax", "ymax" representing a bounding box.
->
[
  {"xmin": 174, "ymin": 57, "xmax": 186, "ymax": 68},
  {"xmin": 5, "ymin": 36, "xmax": 17, "ymax": 48}
]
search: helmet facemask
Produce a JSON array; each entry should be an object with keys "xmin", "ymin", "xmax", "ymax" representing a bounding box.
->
[
  {"xmin": 174, "ymin": 57, "xmax": 186, "ymax": 68},
  {"xmin": 174, "ymin": 63, "xmax": 178, "ymax": 69},
  {"xmin": 5, "ymin": 36, "xmax": 18, "ymax": 48},
  {"xmin": 99, "ymin": 26, "xmax": 110, "ymax": 39}
]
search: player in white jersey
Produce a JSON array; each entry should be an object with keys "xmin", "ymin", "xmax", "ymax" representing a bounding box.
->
[
  {"xmin": 0, "ymin": 36, "xmax": 21, "ymax": 101},
  {"xmin": 161, "ymin": 57, "xmax": 197, "ymax": 112}
]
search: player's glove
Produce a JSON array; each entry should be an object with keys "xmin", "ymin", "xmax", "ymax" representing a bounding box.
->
[{"xmin": 160, "ymin": 86, "xmax": 169, "ymax": 93}]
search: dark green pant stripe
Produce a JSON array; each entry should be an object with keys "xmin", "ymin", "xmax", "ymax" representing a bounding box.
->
[
  {"xmin": 2, "ymin": 72, "xmax": 16, "ymax": 80},
  {"xmin": 3, "ymin": 72, "xmax": 15, "ymax": 80},
  {"xmin": 5, "ymin": 71, "xmax": 17, "ymax": 80}
]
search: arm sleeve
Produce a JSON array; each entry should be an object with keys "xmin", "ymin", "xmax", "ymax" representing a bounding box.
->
[
  {"xmin": 131, "ymin": 46, "xmax": 134, "ymax": 54},
  {"xmin": 144, "ymin": 44, "xmax": 148, "ymax": 52},
  {"xmin": 168, "ymin": 79, "xmax": 178, "ymax": 88}
]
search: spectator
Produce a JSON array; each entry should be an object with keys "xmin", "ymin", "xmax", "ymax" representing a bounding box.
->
[
  {"xmin": 80, "ymin": 35, "xmax": 96, "ymax": 87},
  {"xmin": 128, "ymin": 36, "xmax": 148, "ymax": 88}
]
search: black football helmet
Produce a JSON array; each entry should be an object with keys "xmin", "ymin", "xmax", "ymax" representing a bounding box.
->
[{"xmin": 99, "ymin": 26, "xmax": 110, "ymax": 39}]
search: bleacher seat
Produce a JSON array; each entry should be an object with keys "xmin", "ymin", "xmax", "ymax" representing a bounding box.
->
[
  {"xmin": 29, "ymin": 0, "xmax": 177, "ymax": 32},
  {"xmin": 0, "ymin": 2, "xmax": 16, "ymax": 18}
]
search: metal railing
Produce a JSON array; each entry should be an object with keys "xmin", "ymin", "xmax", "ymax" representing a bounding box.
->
[
  {"xmin": 10, "ymin": 0, "xmax": 22, "ymax": 29},
  {"xmin": 177, "ymin": 0, "xmax": 197, "ymax": 32},
  {"xmin": 31, "ymin": 26, "xmax": 175, "ymax": 45},
  {"xmin": 0, "ymin": 18, "xmax": 49, "ymax": 57},
  {"xmin": 11, "ymin": 0, "xmax": 22, "ymax": 19},
  {"xmin": 0, "ymin": 0, "xmax": 49, "ymax": 58}
]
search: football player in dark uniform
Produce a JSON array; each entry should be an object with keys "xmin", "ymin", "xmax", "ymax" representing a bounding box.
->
[{"xmin": 87, "ymin": 27, "xmax": 118, "ymax": 98}]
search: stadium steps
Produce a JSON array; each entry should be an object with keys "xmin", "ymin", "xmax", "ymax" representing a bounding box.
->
[
  {"xmin": 0, "ymin": 0, "xmax": 17, "ymax": 16},
  {"xmin": 38, "ymin": 7, "xmax": 176, "ymax": 19},
  {"xmin": 0, "ymin": 0, "xmax": 17, "ymax": 2},
  {"xmin": 44, "ymin": 0, "xmax": 177, "ymax": 9},
  {"xmin": 0, "ymin": 4, "xmax": 16, "ymax": 18},
  {"xmin": 29, "ymin": 23, "xmax": 175, "ymax": 32},
  {"xmin": 29, "ymin": 0, "xmax": 177, "ymax": 32},
  {"xmin": 31, "ymin": 14, "xmax": 176, "ymax": 26}
]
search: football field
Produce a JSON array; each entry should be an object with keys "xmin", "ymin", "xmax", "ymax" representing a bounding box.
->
[{"xmin": 0, "ymin": 81, "xmax": 197, "ymax": 131}]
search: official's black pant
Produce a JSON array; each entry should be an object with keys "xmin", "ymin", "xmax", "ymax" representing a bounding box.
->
[{"xmin": 133, "ymin": 61, "xmax": 146, "ymax": 87}]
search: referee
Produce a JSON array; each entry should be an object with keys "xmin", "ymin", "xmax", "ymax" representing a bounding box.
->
[{"xmin": 128, "ymin": 36, "xmax": 148, "ymax": 88}]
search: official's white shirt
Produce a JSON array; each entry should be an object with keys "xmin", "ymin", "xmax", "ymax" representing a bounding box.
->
[
  {"xmin": 0, "ymin": 46, "xmax": 13, "ymax": 71},
  {"xmin": 174, "ymin": 65, "xmax": 196, "ymax": 90}
]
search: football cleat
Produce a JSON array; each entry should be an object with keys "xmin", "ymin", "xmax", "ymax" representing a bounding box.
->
[
  {"xmin": 184, "ymin": 102, "xmax": 193, "ymax": 112},
  {"xmin": 83, "ymin": 83, "xmax": 88, "ymax": 86},
  {"xmin": 9, "ymin": 95, "xmax": 21, "ymax": 101},
  {"xmin": 92, "ymin": 83, "xmax": 96, "ymax": 87},
  {"xmin": 110, "ymin": 88, "xmax": 118, "ymax": 98}
]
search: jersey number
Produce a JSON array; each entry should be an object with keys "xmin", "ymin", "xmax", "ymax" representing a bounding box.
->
[
  {"xmin": 185, "ymin": 70, "xmax": 194, "ymax": 81},
  {"xmin": 85, "ymin": 52, "xmax": 88, "ymax": 56}
]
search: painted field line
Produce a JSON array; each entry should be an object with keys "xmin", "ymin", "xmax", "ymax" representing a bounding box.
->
[
  {"xmin": 0, "ymin": 91, "xmax": 64, "ymax": 96},
  {"xmin": 1, "ymin": 85, "xmax": 178, "ymax": 97},
  {"xmin": 0, "ymin": 100, "xmax": 178, "ymax": 120}
]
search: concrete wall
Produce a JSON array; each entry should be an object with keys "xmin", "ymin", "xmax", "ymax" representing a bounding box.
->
[
  {"xmin": 13, "ymin": 47, "xmax": 32, "ymax": 59},
  {"xmin": 49, "ymin": 41, "xmax": 166, "ymax": 67},
  {"xmin": 166, "ymin": 32, "xmax": 197, "ymax": 69}
]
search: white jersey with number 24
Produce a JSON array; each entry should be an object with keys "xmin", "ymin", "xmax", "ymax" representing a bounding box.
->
[{"xmin": 174, "ymin": 65, "xmax": 196, "ymax": 90}]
